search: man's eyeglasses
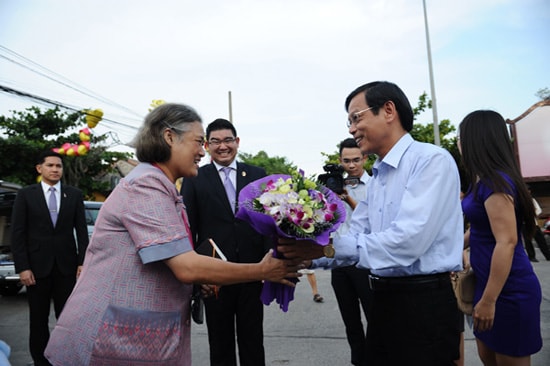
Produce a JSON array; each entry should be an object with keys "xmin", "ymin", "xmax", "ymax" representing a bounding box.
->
[
  {"xmin": 347, "ymin": 106, "xmax": 374, "ymax": 128},
  {"xmin": 208, "ymin": 137, "xmax": 237, "ymax": 147}
]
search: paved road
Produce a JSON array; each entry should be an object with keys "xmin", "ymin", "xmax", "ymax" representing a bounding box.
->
[
  {"xmin": 192, "ymin": 251, "xmax": 550, "ymax": 365},
  {"xmin": 1, "ymin": 248, "xmax": 549, "ymax": 365}
]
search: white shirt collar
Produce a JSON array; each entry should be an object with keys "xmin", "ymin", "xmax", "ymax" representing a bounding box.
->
[
  {"xmin": 375, "ymin": 133, "xmax": 414, "ymax": 170},
  {"xmin": 41, "ymin": 181, "xmax": 61, "ymax": 195},
  {"xmin": 359, "ymin": 170, "xmax": 370, "ymax": 184},
  {"xmin": 213, "ymin": 160, "xmax": 237, "ymax": 171}
]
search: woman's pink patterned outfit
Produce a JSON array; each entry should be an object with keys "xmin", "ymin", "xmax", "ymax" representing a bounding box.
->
[{"xmin": 46, "ymin": 163, "xmax": 194, "ymax": 365}]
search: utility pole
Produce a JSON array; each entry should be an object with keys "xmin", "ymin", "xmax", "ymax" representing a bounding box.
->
[
  {"xmin": 422, "ymin": 0, "xmax": 440, "ymax": 146},
  {"xmin": 228, "ymin": 91, "xmax": 233, "ymax": 123}
]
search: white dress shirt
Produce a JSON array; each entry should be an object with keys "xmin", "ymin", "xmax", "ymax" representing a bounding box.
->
[{"xmin": 331, "ymin": 134, "xmax": 463, "ymax": 277}]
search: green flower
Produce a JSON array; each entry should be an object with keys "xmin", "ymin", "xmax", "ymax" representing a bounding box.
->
[{"xmin": 304, "ymin": 179, "xmax": 316, "ymax": 189}]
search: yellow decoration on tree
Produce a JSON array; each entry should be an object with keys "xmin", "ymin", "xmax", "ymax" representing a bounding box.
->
[
  {"xmin": 52, "ymin": 110, "xmax": 101, "ymax": 156},
  {"xmin": 84, "ymin": 108, "xmax": 104, "ymax": 128},
  {"xmin": 149, "ymin": 99, "xmax": 166, "ymax": 112}
]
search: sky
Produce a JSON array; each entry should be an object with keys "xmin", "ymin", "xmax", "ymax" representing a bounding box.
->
[{"xmin": 1, "ymin": 0, "xmax": 549, "ymax": 176}]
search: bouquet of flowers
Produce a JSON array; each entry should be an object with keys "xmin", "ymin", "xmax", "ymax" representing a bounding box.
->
[{"xmin": 236, "ymin": 170, "xmax": 346, "ymax": 311}]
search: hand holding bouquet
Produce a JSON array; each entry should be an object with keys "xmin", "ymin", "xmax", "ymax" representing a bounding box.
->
[{"xmin": 236, "ymin": 170, "xmax": 346, "ymax": 311}]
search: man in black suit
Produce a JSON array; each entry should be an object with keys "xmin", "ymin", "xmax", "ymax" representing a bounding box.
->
[
  {"xmin": 181, "ymin": 119, "xmax": 270, "ymax": 366},
  {"xmin": 11, "ymin": 150, "xmax": 89, "ymax": 366}
]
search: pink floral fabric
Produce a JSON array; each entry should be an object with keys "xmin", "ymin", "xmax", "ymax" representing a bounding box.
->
[{"xmin": 45, "ymin": 164, "xmax": 194, "ymax": 365}]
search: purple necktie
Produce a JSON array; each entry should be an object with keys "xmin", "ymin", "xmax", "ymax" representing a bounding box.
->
[
  {"xmin": 221, "ymin": 167, "xmax": 236, "ymax": 213},
  {"xmin": 48, "ymin": 187, "xmax": 58, "ymax": 225}
]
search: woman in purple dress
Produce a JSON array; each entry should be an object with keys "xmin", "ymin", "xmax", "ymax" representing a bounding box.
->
[
  {"xmin": 459, "ymin": 110, "xmax": 542, "ymax": 365},
  {"xmin": 44, "ymin": 103, "xmax": 302, "ymax": 365}
]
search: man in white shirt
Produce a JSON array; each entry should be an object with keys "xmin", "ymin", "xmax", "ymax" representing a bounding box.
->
[
  {"xmin": 331, "ymin": 138, "xmax": 372, "ymax": 366},
  {"xmin": 279, "ymin": 81, "xmax": 463, "ymax": 365}
]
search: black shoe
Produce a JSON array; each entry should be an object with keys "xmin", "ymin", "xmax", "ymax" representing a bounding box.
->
[{"xmin": 529, "ymin": 257, "xmax": 539, "ymax": 262}]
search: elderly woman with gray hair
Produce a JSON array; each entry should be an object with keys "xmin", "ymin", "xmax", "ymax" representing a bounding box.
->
[{"xmin": 45, "ymin": 103, "xmax": 301, "ymax": 366}]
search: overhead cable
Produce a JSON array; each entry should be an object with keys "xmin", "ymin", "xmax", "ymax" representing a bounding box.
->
[
  {"xmin": 0, "ymin": 45, "xmax": 143, "ymax": 119},
  {"xmin": 0, "ymin": 84, "xmax": 139, "ymax": 132}
]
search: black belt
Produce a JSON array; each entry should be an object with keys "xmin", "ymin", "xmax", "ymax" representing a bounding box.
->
[{"xmin": 368, "ymin": 272, "xmax": 450, "ymax": 292}]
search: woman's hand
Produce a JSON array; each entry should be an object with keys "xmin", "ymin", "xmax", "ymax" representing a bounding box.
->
[
  {"xmin": 260, "ymin": 250, "xmax": 304, "ymax": 286},
  {"xmin": 473, "ymin": 298, "xmax": 495, "ymax": 332}
]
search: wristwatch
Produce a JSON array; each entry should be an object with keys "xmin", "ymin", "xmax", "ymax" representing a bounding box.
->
[{"xmin": 323, "ymin": 244, "xmax": 335, "ymax": 258}]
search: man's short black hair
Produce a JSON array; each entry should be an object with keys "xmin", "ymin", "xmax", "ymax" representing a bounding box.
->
[
  {"xmin": 339, "ymin": 138, "xmax": 360, "ymax": 156},
  {"xmin": 37, "ymin": 150, "xmax": 63, "ymax": 165},
  {"xmin": 345, "ymin": 81, "xmax": 414, "ymax": 132},
  {"xmin": 206, "ymin": 119, "xmax": 237, "ymax": 140}
]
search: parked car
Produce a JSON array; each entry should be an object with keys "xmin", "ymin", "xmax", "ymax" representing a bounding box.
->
[
  {"xmin": 84, "ymin": 201, "xmax": 102, "ymax": 238},
  {"xmin": 543, "ymin": 217, "xmax": 550, "ymax": 237},
  {"xmin": 0, "ymin": 181, "xmax": 22, "ymax": 296},
  {"xmin": 0, "ymin": 188, "xmax": 102, "ymax": 296}
]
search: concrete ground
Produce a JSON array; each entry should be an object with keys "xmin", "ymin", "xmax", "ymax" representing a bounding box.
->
[
  {"xmin": 191, "ymin": 247, "xmax": 550, "ymax": 365},
  {"xmin": 1, "ymin": 248, "xmax": 548, "ymax": 365}
]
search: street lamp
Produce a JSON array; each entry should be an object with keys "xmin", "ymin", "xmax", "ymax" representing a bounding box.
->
[
  {"xmin": 422, "ymin": 0, "xmax": 441, "ymax": 146},
  {"xmin": 228, "ymin": 90, "xmax": 233, "ymax": 123}
]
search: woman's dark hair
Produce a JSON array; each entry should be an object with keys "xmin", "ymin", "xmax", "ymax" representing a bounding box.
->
[
  {"xmin": 459, "ymin": 110, "xmax": 536, "ymax": 239},
  {"xmin": 344, "ymin": 81, "xmax": 414, "ymax": 132},
  {"xmin": 131, "ymin": 103, "xmax": 202, "ymax": 163}
]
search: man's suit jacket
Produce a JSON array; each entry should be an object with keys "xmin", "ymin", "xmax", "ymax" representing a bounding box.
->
[
  {"xmin": 11, "ymin": 183, "xmax": 89, "ymax": 278},
  {"xmin": 181, "ymin": 162, "xmax": 270, "ymax": 263}
]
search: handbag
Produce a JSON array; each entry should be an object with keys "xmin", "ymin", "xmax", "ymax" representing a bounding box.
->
[{"xmin": 451, "ymin": 269, "xmax": 475, "ymax": 315}]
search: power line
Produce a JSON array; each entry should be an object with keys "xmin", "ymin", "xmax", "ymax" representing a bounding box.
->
[
  {"xmin": 0, "ymin": 45, "xmax": 144, "ymax": 119},
  {"xmin": 0, "ymin": 84, "xmax": 140, "ymax": 133}
]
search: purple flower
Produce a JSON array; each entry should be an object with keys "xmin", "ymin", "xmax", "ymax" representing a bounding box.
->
[{"xmin": 236, "ymin": 172, "xmax": 346, "ymax": 311}]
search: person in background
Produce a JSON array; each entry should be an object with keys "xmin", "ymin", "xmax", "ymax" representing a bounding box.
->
[
  {"xmin": 317, "ymin": 137, "xmax": 371, "ymax": 366},
  {"xmin": 299, "ymin": 269, "xmax": 324, "ymax": 302},
  {"xmin": 523, "ymin": 188, "xmax": 550, "ymax": 262},
  {"xmin": 454, "ymin": 190, "xmax": 470, "ymax": 366},
  {"xmin": 181, "ymin": 118, "xmax": 271, "ymax": 366},
  {"xmin": 11, "ymin": 150, "xmax": 89, "ymax": 366},
  {"xmin": 459, "ymin": 110, "xmax": 542, "ymax": 365},
  {"xmin": 0, "ymin": 340, "xmax": 12, "ymax": 366},
  {"xmin": 44, "ymin": 103, "xmax": 301, "ymax": 366},
  {"xmin": 279, "ymin": 81, "xmax": 464, "ymax": 365}
]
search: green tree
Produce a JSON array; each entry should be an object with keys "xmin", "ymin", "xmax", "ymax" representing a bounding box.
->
[
  {"xmin": 320, "ymin": 92, "xmax": 459, "ymax": 176},
  {"xmin": 535, "ymin": 87, "xmax": 550, "ymax": 101},
  {"xmin": 238, "ymin": 150, "xmax": 297, "ymax": 175},
  {"xmin": 410, "ymin": 119, "xmax": 456, "ymax": 151},
  {"xmin": 0, "ymin": 106, "xmax": 131, "ymax": 198}
]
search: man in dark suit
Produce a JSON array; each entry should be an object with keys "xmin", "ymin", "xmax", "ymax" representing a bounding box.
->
[
  {"xmin": 11, "ymin": 150, "xmax": 89, "ymax": 366},
  {"xmin": 181, "ymin": 118, "xmax": 269, "ymax": 366}
]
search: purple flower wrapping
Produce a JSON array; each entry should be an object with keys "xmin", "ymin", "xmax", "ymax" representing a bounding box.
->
[{"xmin": 236, "ymin": 174, "xmax": 346, "ymax": 311}]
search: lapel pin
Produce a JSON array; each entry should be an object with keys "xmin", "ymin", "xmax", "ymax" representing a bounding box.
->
[{"xmin": 242, "ymin": 171, "xmax": 246, "ymax": 177}]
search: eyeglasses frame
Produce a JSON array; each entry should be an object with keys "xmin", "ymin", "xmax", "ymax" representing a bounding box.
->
[{"xmin": 347, "ymin": 106, "xmax": 374, "ymax": 128}]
